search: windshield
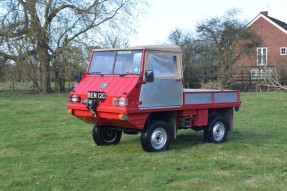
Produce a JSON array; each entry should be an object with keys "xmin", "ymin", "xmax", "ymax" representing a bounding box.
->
[
  {"xmin": 88, "ymin": 50, "xmax": 142, "ymax": 75},
  {"xmin": 88, "ymin": 51, "xmax": 115, "ymax": 74}
]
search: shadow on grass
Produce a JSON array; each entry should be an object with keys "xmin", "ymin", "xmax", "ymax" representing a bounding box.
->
[
  {"xmin": 170, "ymin": 129, "xmax": 264, "ymax": 150},
  {"xmin": 171, "ymin": 132, "xmax": 204, "ymax": 150},
  {"xmin": 75, "ymin": 124, "xmax": 265, "ymax": 153},
  {"xmin": 92, "ymin": 128, "xmax": 263, "ymax": 152},
  {"xmin": 112, "ymin": 132, "xmax": 204, "ymax": 151},
  {"xmin": 228, "ymin": 130, "xmax": 264, "ymax": 143}
]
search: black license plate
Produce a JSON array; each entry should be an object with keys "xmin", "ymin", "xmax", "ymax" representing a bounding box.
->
[{"xmin": 88, "ymin": 91, "xmax": 106, "ymax": 101}]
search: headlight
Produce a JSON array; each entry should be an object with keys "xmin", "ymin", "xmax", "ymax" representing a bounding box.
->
[
  {"xmin": 118, "ymin": 97, "xmax": 126, "ymax": 107},
  {"xmin": 71, "ymin": 94, "xmax": 81, "ymax": 103},
  {"xmin": 113, "ymin": 97, "xmax": 128, "ymax": 107}
]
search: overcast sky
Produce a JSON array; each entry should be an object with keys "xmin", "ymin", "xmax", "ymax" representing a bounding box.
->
[{"xmin": 130, "ymin": 0, "xmax": 287, "ymax": 46}]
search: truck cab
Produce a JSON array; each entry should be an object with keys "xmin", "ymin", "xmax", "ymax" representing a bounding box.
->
[{"xmin": 67, "ymin": 45, "xmax": 241, "ymax": 152}]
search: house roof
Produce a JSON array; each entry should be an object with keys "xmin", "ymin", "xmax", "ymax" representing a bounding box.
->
[
  {"xmin": 267, "ymin": 16, "xmax": 287, "ymax": 31},
  {"xmin": 247, "ymin": 12, "xmax": 287, "ymax": 34}
]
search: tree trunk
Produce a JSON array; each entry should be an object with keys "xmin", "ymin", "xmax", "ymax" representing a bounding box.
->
[
  {"xmin": 54, "ymin": 70, "xmax": 59, "ymax": 91},
  {"xmin": 37, "ymin": 35, "xmax": 52, "ymax": 93},
  {"xmin": 41, "ymin": 62, "xmax": 52, "ymax": 93},
  {"xmin": 39, "ymin": 48, "xmax": 52, "ymax": 93},
  {"xmin": 12, "ymin": 77, "xmax": 15, "ymax": 91},
  {"xmin": 59, "ymin": 77, "xmax": 66, "ymax": 92},
  {"xmin": 28, "ymin": 1, "xmax": 52, "ymax": 94}
]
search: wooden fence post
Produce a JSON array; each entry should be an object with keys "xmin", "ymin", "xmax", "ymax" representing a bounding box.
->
[{"xmin": 241, "ymin": 66, "xmax": 244, "ymax": 91}]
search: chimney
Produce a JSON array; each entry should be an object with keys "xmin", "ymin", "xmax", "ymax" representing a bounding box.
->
[{"xmin": 260, "ymin": 11, "xmax": 268, "ymax": 16}]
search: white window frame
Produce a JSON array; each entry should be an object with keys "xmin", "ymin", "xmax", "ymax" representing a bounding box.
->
[
  {"xmin": 257, "ymin": 47, "xmax": 267, "ymax": 65},
  {"xmin": 280, "ymin": 47, "xmax": 286, "ymax": 55}
]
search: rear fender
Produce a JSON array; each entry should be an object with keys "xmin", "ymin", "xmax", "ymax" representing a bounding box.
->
[
  {"xmin": 144, "ymin": 111, "xmax": 177, "ymax": 139},
  {"xmin": 209, "ymin": 108, "xmax": 234, "ymax": 131}
]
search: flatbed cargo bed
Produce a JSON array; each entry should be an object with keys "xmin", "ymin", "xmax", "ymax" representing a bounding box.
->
[{"xmin": 183, "ymin": 89, "xmax": 240, "ymax": 106}]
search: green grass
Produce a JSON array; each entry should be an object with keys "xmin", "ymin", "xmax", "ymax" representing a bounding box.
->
[
  {"xmin": 0, "ymin": 82, "xmax": 74, "ymax": 91},
  {"xmin": 0, "ymin": 91, "xmax": 287, "ymax": 191}
]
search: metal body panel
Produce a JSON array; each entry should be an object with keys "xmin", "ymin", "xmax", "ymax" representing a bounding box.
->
[
  {"xmin": 185, "ymin": 93, "xmax": 212, "ymax": 104},
  {"xmin": 138, "ymin": 79, "xmax": 183, "ymax": 109},
  {"xmin": 74, "ymin": 75, "xmax": 139, "ymax": 96},
  {"xmin": 184, "ymin": 90, "xmax": 239, "ymax": 105},
  {"xmin": 214, "ymin": 92, "xmax": 238, "ymax": 103}
]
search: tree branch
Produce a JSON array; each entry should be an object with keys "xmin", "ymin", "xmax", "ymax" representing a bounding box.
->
[
  {"xmin": 0, "ymin": 52, "xmax": 17, "ymax": 61},
  {"xmin": 47, "ymin": 1, "xmax": 99, "ymax": 24},
  {"xmin": 51, "ymin": 0, "xmax": 125, "ymax": 59}
]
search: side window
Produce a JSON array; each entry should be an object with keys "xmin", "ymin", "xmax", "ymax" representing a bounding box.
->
[{"xmin": 146, "ymin": 53, "xmax": 177, "ymax": 78}]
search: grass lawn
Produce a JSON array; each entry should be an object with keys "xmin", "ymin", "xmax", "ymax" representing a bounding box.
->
[{"xmin": 0, "ymin": 91, "xmax": 286, "ymax": 191}]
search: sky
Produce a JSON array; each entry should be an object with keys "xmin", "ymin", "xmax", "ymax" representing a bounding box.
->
[{"xmin": 131, "ymin": 0, "xmax": 287, "ymax": 46}]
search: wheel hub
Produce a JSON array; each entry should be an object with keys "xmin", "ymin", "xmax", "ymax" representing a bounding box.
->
[
  {"xmin": 151, "ymin": 127, "xmax": 167, "ymax": 149},
  {"xmin": 213, "ymin": 122, "xmax": 225, "ymax": 141},
  {"xmin": 102, "ymin": 128, "xmax": 117, "ymax": 142}
]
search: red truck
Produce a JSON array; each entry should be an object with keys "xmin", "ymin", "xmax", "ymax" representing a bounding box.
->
[{"xmin": 67, "ymin": 45, "xmax": 241, "ymax": 152}]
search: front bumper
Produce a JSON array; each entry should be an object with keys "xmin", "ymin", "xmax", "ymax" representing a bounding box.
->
[{"xmin": 67, "ymin": 104, "xmax": 147, "ymax": 130}]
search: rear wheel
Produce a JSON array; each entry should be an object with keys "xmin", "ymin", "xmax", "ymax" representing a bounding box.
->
[
  {"xmin": 141, "ymin": 121, "xmax": 171, "ymax": 152},
  {"xmin": 204, "ymin": 116, "xmax": 228, "ymax": 144},
  {"xmin": 92, "ymin": 125, "xmax": 122, "ymax": 145}
]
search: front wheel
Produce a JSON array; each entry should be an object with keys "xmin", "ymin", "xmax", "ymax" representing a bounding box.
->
[
  {"xmin": 141, "ymin": 121, "xmax": 171, "ymax": 152},
  {"xmin": 204, "ymin": 116, "xmax": 228, "ymax": 144},
  {"xmin": 92, "ymin": 125, "xmax": 122, "ymax": 146}
]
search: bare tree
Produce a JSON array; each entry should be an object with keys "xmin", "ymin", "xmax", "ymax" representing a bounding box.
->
[
  {"xmin": 195, "ymin": 9, "xmax": 261, "ymax": 88},
  {"xmin": 0, "ymin": 0, "xmax": 146, "ymax": 93},
  {"xmin": 101, "ymin": 30, "xmax": 131, "ymax": 48}
]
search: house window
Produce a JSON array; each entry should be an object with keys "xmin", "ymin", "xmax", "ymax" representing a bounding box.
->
[
  {"xmin": 257, "ymin": 47, "xmax": 267, "ymax": 65},
  {"xmin": 280, "ymin": 47, "xmax": 286, "ymax": 55}
]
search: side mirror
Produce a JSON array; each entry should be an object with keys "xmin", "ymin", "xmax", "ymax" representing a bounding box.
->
[
  {"xmin": 74, "ymin": 70, "xmax": 82, "ymax": 83},
  {"xmin": 145, "ymin": 70, "xmax": 154, "ymax": 83}
]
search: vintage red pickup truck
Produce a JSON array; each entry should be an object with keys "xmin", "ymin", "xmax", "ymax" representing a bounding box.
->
[{"xmin": 67, "ymin": 45, "xmax": 241, "ymax": 152}]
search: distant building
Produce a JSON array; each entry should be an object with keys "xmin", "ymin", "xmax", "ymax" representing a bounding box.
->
[{"xmin": 237, "ymin": 11, "xmax": 287, "ymax": 81}]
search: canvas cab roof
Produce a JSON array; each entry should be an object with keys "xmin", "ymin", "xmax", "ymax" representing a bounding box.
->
[{"xmin": 93, "ymin": 45, "xmax": 181, "ymax": 53}]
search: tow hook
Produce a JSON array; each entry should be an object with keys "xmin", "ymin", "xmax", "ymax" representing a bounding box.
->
[{"xmin": 82, "ymin": 99, "xmax": 97, "ymax": 116}]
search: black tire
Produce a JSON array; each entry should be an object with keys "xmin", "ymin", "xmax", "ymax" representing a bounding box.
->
[
  {"xmin": 141, "ymin": 121, "xmax": 171, "ymax": 152},
  {"xmin": 92, "ymin": 125, "xmax": 122, "ymax": 146},
  {"xmin": 204, "ymin": 116, "xmax": 228, "ymax": 144}
]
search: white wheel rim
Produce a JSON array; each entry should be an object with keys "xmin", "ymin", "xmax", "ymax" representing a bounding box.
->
[
  {"xmin": 213, "ymin": 122, "xmax": 225, "ymax": 141},
  {"xmin": 151, "ymin": 127, "xmax": 167, "ymax": 149}
]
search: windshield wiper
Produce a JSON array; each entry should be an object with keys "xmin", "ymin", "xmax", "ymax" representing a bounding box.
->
[
  {"xmin": 88, "ymin": 71, "xmax": 103, "ymax": 75},
  {"xmin": 119, "ymin": 72, "xmax": 138, "ymax": 76}
]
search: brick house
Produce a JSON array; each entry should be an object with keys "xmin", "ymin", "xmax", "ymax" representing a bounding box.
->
[{"xmin": 237, "ymin": 11, "xmax": 287, "ymax": 81}]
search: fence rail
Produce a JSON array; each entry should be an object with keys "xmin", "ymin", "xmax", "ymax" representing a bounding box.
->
[{"xmin": 188, "ymin": 65, "xmax": 277, "ymax": 91}]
